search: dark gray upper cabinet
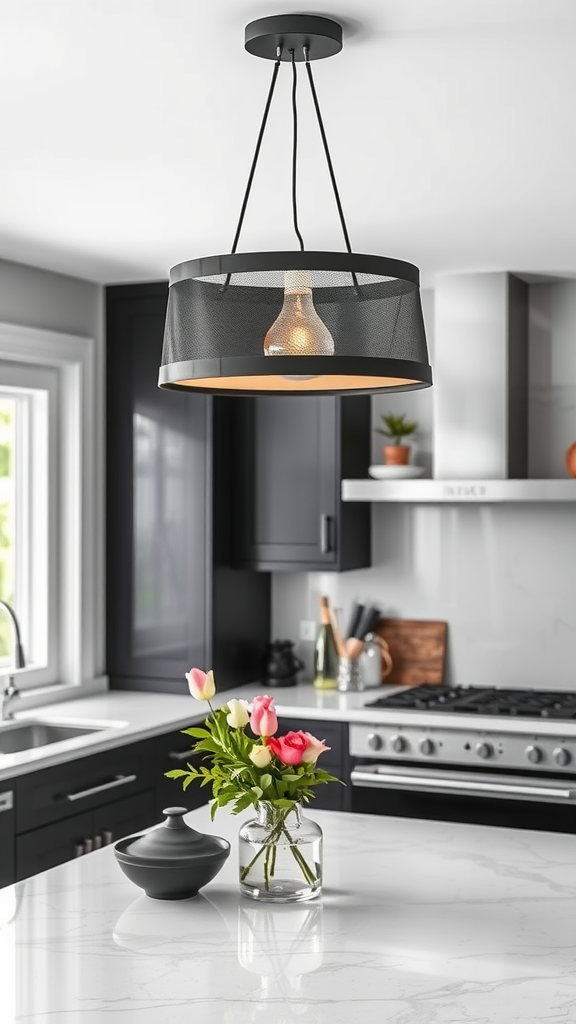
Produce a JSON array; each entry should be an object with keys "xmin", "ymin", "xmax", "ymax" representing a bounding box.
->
[
  {"xmin": 233, "ymin": 395, "xmax": 371, "ymax": 572},
  {"xmin": 106, "ymin": 284, "xmax": 270, "ymax": 693}
]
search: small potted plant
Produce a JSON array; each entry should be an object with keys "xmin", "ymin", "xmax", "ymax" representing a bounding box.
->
[{"xmin": 375, "ymin": 413, "xmax": 417, "ymax": 466}]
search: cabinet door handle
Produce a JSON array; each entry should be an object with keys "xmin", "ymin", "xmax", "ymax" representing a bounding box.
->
[
  {"xmin": 168, "ymin": 749, "xmax": 194, "ymax": 762},
  {"xmin": 0, "ymin": 790, "xmax": 13, "ymax": 812},
  {"xmin": 320, "ymin": 514, "xmax": 332, "ymax": 554},
  {"xmin": 64, "ymin": 773, "xmax": 137, "ymax": 802}
]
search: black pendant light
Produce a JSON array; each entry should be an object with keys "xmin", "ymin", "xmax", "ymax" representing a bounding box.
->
[{"xmin": 159, "ymin": 14, "xmax": 432, "ymax": 396}]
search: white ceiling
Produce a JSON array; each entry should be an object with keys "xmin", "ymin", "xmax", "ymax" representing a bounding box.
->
[{"xmin": 1, "ymin": 0, "xmax": 576, "ymax": 287}]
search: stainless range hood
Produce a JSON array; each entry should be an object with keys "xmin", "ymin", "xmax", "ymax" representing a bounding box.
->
[{"xmin": 343, "ymin": 272, "xmax": 576, "ymax": 503}]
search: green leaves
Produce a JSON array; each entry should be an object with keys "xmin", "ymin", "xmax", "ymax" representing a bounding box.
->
[
  {"xmin": 374, "ymin": 412, "xmax": 418, "ymax": 444},
  {"xmin": 166, "ymin": 704, "xmax": 344, "ymax": 817}
]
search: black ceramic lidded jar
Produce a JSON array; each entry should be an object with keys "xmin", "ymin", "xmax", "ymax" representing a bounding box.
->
[
  {"xmin": 114, "ymin": 807, "xmax": 230, "ymax": 900},
  {"xmin": 264, "ymin": 639, "xmax": 304, "ymax": 687}
]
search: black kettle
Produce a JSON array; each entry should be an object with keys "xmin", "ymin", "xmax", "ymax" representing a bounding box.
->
[{"xmin": 264, "ymin": 640, "xmax": 304, "ymax": 688}]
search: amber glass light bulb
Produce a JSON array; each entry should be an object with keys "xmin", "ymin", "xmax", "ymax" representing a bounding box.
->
[{"xmin": 264, "ymin": 271, "xmax": 335, "ymax": 357}]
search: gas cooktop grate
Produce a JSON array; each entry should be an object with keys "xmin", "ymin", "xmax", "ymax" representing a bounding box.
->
[{"xmin": 365, "ymin": 684, "xmax": 576, "ymax": 719}]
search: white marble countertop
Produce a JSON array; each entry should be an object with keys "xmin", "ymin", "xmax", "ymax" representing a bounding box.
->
[
  {"xmin": 0, "ymin": 683, "xmax": 401, "ymax": 782},
  {"xmin": 2, "ymin": 681, "xmax": 576, "ymax": 783},
  {"xmin": 1, "ymin": 805, "xmax": 574, "ymax": 1024}
]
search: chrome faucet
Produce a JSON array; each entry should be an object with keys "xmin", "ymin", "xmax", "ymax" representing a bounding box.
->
[{"xmin": 0, "ymin": 600, "xmax": 26, "ymax": 721}]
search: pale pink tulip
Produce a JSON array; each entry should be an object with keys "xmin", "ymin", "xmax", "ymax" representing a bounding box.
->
[{"xmin": 185, "ymin": 668, "xmax": 216, "ymax": 701}]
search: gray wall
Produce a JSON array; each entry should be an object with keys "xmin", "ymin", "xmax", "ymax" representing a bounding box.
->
[
  {"xmin": 272, "ymin": 281, "xmax": 576, "ymax": 690},
  {"xmin": 0, "ymin": 258, "xmax": 102, "ymax": 339}
]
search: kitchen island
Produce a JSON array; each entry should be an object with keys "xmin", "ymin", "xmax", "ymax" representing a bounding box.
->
[{"xmin": 1, "ymin": 806, "xmax": 574, "ymax": 1023}]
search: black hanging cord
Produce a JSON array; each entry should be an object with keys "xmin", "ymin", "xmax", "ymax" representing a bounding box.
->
[
  {"xmin": 304, "ymin": 46, "xmax": 360, "ymax": 292},
  {"xmin": 230, "ymin": 48, "xmax": 282, "ymax": 255},
  {"xmin": 220, "ymin": 48, "xmax": 282, "ymax": 292},
  {"xmin": 290, "ymin": 49, "xmax": 305, "ymax": 251}
]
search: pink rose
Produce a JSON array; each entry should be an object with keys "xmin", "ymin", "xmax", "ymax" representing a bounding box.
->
[
  {"xmin": 268, "ymin": 730, "xmax": 310, "ymax": 766},
  {"xmin": 250, "ymin": 695, "xmax": 278, "ymax": 738},
  {"xmin": 300, "ymin": 732, "xmax": 331, "ymax": 764}
]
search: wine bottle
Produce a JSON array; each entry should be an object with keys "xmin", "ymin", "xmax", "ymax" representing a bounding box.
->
[{"xmin": 313, "ymin": 596, "xmax": 339, "ymax": 691}]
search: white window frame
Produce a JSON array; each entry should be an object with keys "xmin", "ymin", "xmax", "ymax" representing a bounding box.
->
[
  {"xmin": 0, "ymin": 322, "xmax": 106, "ymax": 706},
  {"xmin": 0, "ymin": 365, "xmax": 56, "ymax": 684}
]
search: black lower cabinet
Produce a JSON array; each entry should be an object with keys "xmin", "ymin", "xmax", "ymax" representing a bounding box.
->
[
  {"xmin": 142, "ymin": 728, "xmax": 209, "ymax": 820},
  {"xmin": 17, "ymin": 811, "xmax": 94, "ymax": 880},
  {"xmin": 277, "ymin": 717, "xmax": 350, "ymax": 812},
  {"xmin": 0, "ymin": 784, "xmax": 15, "ymax": 887},
  {"xmin": 13, "ymin": 729, "xmax": 211, "ymax": 884}
]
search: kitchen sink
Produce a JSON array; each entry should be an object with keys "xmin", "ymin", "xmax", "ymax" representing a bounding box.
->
[{"xmin": 0, "ymin": 720, "xmax": 110, "ymax": 755}]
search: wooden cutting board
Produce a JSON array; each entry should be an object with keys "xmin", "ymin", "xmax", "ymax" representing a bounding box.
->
[{"xmin": 373, "ymin": 618, "xmax": 448, "ymax": 686}]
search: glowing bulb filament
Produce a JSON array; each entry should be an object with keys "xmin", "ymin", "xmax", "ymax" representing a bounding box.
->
[{"xmin": 264, "ymin": 271, "xmax": 334, "ymax": 357}]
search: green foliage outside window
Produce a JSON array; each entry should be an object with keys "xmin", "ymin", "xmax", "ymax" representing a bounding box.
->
[{"xmin": 0, "ymin": 400, "xmax": 15, "ymax": 658}]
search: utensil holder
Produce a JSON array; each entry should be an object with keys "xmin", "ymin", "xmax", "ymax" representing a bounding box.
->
[{"xmin": 337, "ymin": 656, "xmax": 362, "ymax": 692}]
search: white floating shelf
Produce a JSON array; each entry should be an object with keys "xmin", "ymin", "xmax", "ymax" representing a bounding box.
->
[{"xmin": 342, "ymin": 479, "xmax": 576, "ymax": 503}]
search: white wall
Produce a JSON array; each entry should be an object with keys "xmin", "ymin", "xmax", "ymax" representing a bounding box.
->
[{"xmin": 272, "ymin": 281, "xmax": 576, "ymax": 689}]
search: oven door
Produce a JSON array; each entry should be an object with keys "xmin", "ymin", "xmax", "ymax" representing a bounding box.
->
[{"xmin": 350, "ymin": 762, "xmax": 576, "ymax": 834}]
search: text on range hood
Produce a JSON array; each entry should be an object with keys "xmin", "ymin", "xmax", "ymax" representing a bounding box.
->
[{"xmin": 343, "ymin": 272, "xmax": 576, "ymax": 503}]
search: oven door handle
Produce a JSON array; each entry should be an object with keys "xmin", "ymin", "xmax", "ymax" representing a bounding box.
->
[{"xmin": 350, "ymin": 767, "xmax": 576, "ymax": 803}]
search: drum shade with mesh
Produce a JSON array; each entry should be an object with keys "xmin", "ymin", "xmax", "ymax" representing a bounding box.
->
[{"xmin": 158, "ymin": 251, "xmax": 433, "ymax": 396}]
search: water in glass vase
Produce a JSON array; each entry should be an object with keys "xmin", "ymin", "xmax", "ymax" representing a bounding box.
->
[{"xmin": 239, "ymin": 802, "xmax": 322, "ymax": 902}]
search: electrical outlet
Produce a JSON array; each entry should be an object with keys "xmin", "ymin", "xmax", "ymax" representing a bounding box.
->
[{"xmin": 299, "ymin": 619, "xmax": 317, "ymax": 642}]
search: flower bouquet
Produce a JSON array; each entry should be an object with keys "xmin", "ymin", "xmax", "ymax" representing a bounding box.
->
[{"xmin": 165, "ymin": 668, "xmax": 343, "ymax": 901}]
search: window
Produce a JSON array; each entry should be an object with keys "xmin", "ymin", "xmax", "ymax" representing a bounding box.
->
[
  {"xmin": 0, "ymin": 365, "xmax": 55, "ymax": 685},
  {"xmin": 0, "ymin": 323, "xmax": 104, "ymax": 701}
]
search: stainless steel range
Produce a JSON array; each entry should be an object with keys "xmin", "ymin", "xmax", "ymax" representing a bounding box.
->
[{"xmin": 349, "ymin": 685, "xmax": 576, "ymax": 833}]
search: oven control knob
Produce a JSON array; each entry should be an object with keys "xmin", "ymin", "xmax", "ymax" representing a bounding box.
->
[
  {"xmin": 367, "ymin": 732, "xmax": 383, "ymax": 751},
  {"xmin": 525, "ymin": 744, "xmax": 543, "ymax": 764},
  {"xmin": 474, "ymin": 742, "xmax": 492, "ymax": 760},
  {"xmin": 419, "ymin": 738, "xmax": 435, "ymax": 756},
  {"xmin": 390, "ymin": 735, "xmax": 406, "ymax": 753},
  {"xmin": 552, "ymin": 747, "xmax": 571, "ymax": 767}
]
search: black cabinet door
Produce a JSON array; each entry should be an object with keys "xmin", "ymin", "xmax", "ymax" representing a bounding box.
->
[
  {"xmin": 16, "ymin": 747, "xmax": 145, "ymax": 832},
  {"xmin": 0, "ymin": 787, "xmax": 15, "ymax": 888},
  {"xmin": 106, "ymin": 285, "xmax": 208, "ymax": 683},
  {"xmin": 234, "ymin": 395, "xmax": 370, "ymax": 571},
  {"xmin": 92, "ymin": 789, "xmax": 157, "ymax": 845},
  {"xmin": 148, "ymin": 730, "xmax": 210, "ymax": 819},
  {"xmin": 16, "ymin": 812, "xmax": 93, "ymax": 881}
]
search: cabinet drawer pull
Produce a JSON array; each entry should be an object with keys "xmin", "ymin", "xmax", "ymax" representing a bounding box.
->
[
  {"xmin": 320, "ymin": 514, "xmax": 332, "ymax": 554},
  {"xmin": 168, "ymin": 749, "xmax": 194, "ymax": 762},
  {"xmin": 64, "ymin": 773, "xmax": 137, "ymax": 802},
  {"xmin": 0, "ymin": 790, "xmax": 13, "ymax": 813}
]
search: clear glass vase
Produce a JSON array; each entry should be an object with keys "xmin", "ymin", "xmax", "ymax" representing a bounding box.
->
[{"xmin": 238, "ymin": 801, "xmax": 322, "ymax": 903}]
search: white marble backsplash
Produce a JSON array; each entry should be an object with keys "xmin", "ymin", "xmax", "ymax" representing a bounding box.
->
[
  {"xmin": 273, "ymin": 280, "xmax": 576, "ymax": 690},
  {"xmin": 273, "ymin": 502, "xmax": 576, "ymax": 690}
]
